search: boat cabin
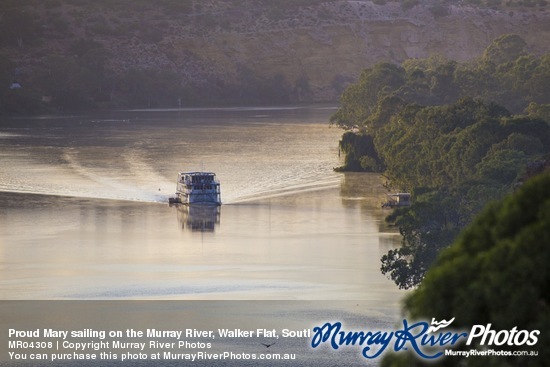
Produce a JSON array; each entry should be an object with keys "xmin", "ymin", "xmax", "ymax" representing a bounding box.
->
[
  {"xmin": 174, "ymin": 172, "xmax": 221, "ymax": 205},
  {"xmin": 382, "ymin": 193, "xmax": 411, "ymax": 208}
]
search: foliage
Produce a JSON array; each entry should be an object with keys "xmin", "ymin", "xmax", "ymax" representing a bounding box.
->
[
  {"xmin": 0, "ymin": 4, "xmax": 41, "ymax": 47},
  {"xmin": 116, "ymin": 68, "xmax": 202, "ymax": 108},
  {"xmin": 388, "ymin": 0, "xmax": 550, "ymax": 8},
  {"xmin": 0, "ymin": 0, "xmax": 321, "ymax": 113},
  {"xmin": 382, "ymin": 173, "xmax": 550, "ymax": 366},
  {"xmin": 332, "ymin": 35, "xmax": 549, "ymax": 133},
  {"xmin": 1, "ymin": 1, "xmax": 549, "ymax": 114},
  {"xmin": 330, "ymin": 63, "xmax": 406, "ymax": 131},
  {"xmin": 429, "ymin": 4, "xmax": 450, "ymax": 18},
  {"xmin": 376, "ymin": 99, "xmax": 549, "ymax": 288},
  {"xmin": 376, "ymin": 99, "xmax": 548, "ymax": 187},
  {"xmin": 481, "ymin": 34, "xmax": 527, "ymax": 66},
  {"xmin": 381, "ymin": 189, "xmax": 463, "ymax": 289},
  {"xmin": 336, "ymin": 132, "xmax": 382, "ymax": 171},
  {"xmin": 526, "ymin": 102, "xmax": 550, "ymax": 122},
  {"xmin": 331, "ymin": 35, "xmax": 550, "ymax": 288},
  {"xmin": 401, "ymin": 0, "xmax": 420, "ymax": 10},
  {"xmin": 381, "ymin": 179, "xmax": 509, "ymax": 288}
]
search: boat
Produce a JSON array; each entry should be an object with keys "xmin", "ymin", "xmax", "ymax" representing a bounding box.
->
[
  {"xmin": 381, "ymin": 193, "xmax": 411, "ymax": 208},
  {"xmin": 169, "ymin": 172, "xmax": 221, "ymax": 205}
]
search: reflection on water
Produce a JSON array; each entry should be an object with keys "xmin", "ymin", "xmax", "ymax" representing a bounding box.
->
[
  {"xmin": 0, "ymin": 107, "xmax": 404, "ymax": 310},
  {"xmin": 339, "ymin": 172, "xmax": 401, "ymax": 236},
  {"xmin": 0, "ymin": 106, "xmax": 342, "ymax": 203},
  {"xmin": 340, "ymin": 172, "xmax": 387, "ymax": 208},
  {"xmin": 175, "ymin": 204, "xmax": 221, "ymax": 232}
]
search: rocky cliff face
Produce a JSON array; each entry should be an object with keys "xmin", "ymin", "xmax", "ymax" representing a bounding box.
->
[{"xmin": 4, "ymin": 0, "xmax": 550, "ymax": 104}]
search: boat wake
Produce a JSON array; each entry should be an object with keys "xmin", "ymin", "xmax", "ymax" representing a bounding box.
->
[
  {"xmin": 0, "ymin": 147, "xmax": 172, "ymax": 203},
  {"xmin": 0, "ymin": 147, "xmax": 340, "ymax": 204},
  {"xmin": 226, "ymin": 176, "xmax": 340, "ymax": 204},
  {"xmin": 1, "ymin": 129, "xmax": 341, "ymax": 204}
]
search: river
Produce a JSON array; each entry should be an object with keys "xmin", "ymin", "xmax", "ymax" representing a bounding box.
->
[{"xmin": 0, "ymin": 106, "xmax": 404, "ymax": 365}]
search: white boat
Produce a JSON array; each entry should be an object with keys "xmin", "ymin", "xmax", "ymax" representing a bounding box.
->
[
  {"xmin": 381, "ymin": 193, "xmax": 411, "ymax": 208},
  {"xmin": 170, "ymin": 172, "xmax": 221, "ymax": 205}
]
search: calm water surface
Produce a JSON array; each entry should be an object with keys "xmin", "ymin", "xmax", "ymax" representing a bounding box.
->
[{"xmin": 0, "ymin": 106, "xmax": 402, "ymax": 307}]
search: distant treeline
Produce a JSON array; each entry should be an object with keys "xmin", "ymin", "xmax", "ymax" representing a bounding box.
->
[
  {"xmin": 2, "ymin": 0, "xmax": 550, "ymax": 115},
  {"xmin": 0, "ymin": 0, "xmax": 316, "ymax": 115},
  {"xmin": 0, "ymin": 44, "xmax": 298, "ymax": 115},
  {"xmin": 331, "ymin": 34, "xmax": 550, "ymax": 289}
]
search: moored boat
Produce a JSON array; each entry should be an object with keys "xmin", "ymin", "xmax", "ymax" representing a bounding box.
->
[{"xmin": 381, "ymin": 193, "xmax": 411, "ymax": 208}]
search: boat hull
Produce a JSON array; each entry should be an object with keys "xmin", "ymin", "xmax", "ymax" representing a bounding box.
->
[{"xmin": 176, "ymin": 192, "xmax": 221, "ymax": 206}]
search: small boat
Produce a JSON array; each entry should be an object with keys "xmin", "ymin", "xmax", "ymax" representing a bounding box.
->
[
  {"xmin": 169, "ymin": 172, "xmax": 221, "ymax": 205},
  {"xmin": 382, "ymin": 193, "xmax": 411, "ymax": 208}
]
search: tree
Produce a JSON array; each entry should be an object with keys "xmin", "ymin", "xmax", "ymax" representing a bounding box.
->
[
  {"xmin": 336, "ymin": 132, "xmax": 381, "ymax": 171},
  {"xmin": 482, "ymin": 34, "xmax": 528, "ymax": 66},
  {"xmin": 0, "ymin": 6, "xmax": 40, "ymax": 47},
  {"xmin": 524, "ymin": 54, "xmax": 550, "ymax": 105},
  {"xmin": 330, "ymin": 62, "xmax": 406, "ymax": 131},
  {"xmin": 525, "ymin": 102, "xmax": 550, "ymax": 123},
  {"xmin": 118, "ymin": 68, "xmax": 186, "ymax": 108},
  {"xmin": 380, "ymin": 188, "xmax": 468, "ymax": 289},
  {"xmin": 383, "ymin": 173, "xmax": 550, "ymax": 366},
  {"xmin": 377, "ymin": 98, "xmax": 549, "ymax": 289}
]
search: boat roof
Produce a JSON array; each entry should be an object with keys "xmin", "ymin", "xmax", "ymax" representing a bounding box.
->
[{"xmin": 179, "ymin": 172, "xmax": 217, "ymax": 176}]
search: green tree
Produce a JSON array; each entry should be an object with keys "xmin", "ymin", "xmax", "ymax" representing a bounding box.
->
[
  {"xmin": 336, "ymin": 132, "xmax": 381, "ymax": 171},
  {"xmin": 525, "ymin": 102, "xmax": 550, "ymax": 123},
  {"xmin": 524, "ymin": 54, "xmax": 550, "ymax": 105},
  {"xmin": 35, "ymin": 55, "xmax": 99, "ymax": 111},
  {"xmin": 482, "ymin": 34, "xmax": 528, "ymax": 66},
  {"xmin": 377, "ymin": 99, "xmax": 549, "ymax": 289},
  {"xmin": 382, "ymin": 173, "xmax": 550, "ymax": 366},
  {"xmin": 381, "ymin": 190, "xmax": 462, "ymax": 289},
  {"xmin": 475, "ymin": 148, "xmax": 528, "ymax": 183},
  {"xmin": 330, "ymin": 63, "xmax": 406, "ymax": 131}
]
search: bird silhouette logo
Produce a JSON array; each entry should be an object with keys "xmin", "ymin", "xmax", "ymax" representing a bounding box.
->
[
  {"xmin": 261, "ymin": 342, "xmax": 276, "ymax": 348},
  {"xmin": 427, "ymin": 317, "xmax": 455, "ymax": 333}
]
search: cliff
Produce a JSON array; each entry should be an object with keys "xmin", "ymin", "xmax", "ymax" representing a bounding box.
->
[{"xmin": 1, "ymin": 0, "xmax": 550, "ymax": 109}]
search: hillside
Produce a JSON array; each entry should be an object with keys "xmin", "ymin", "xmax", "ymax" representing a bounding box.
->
[{"xmin": 1, "ymin": 0, "xmax": 550, "ymax": 112}]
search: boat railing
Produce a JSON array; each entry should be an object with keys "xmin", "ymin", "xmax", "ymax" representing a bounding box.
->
[
  {"xmin": 180, "ymin": 180, "xmax": 220, "ymax": 185},
  {"xmin": 180, "ymin": 177, "xmax": 220, "ymax": 184}
]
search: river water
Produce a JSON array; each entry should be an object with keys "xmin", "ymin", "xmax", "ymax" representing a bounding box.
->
[
  {"xmin": 0, "ymin": 106, "xmax": 403, "ymax": 304},
  {"xmin": 0, "ymin": 106, "xmax": 408, "ymax": 366}
]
